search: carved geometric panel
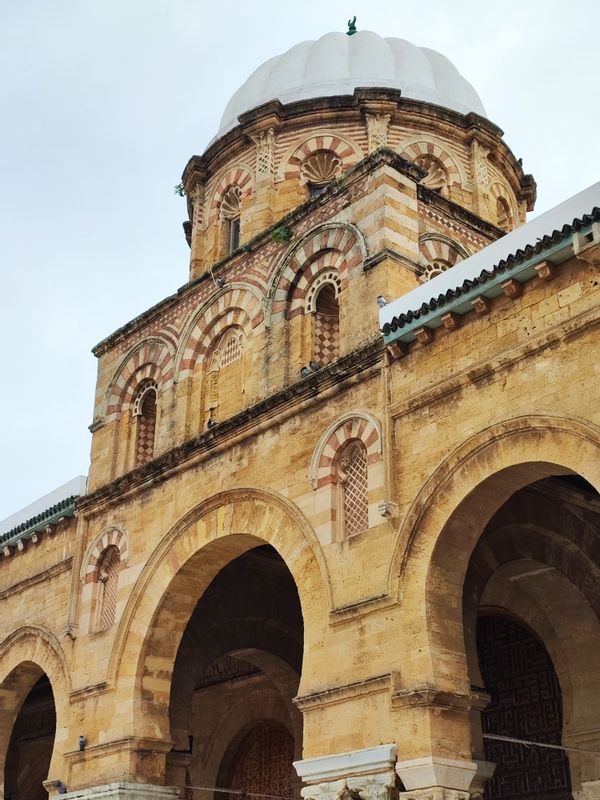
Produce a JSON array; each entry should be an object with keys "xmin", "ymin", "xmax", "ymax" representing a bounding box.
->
[
  {"xmin": 228, "ymin": 722, "xmax": 295, "ymax": 800},
  {"xmin": 477, "ymin": 615, "xmax": 572, "ymax": 800}
]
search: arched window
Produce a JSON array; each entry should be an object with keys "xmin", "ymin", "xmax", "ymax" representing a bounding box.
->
[
  {"xmin": 133, "ymin": 380, "xmax": 157, "ymax": 467},
  {"xmin": 220, "ymin": 186, "xmax": 242, "ymax": 254},
  {"xmin": 204, "ymin": 328, "xmax": 245, "ymax": 426},
  {"xmin": 95, "ymin": 545, "xmax": 120, "ymax": 632},
  {"xmin": 311, "ymin": 282, "xmax": 339, "ymax": 366},
  {"xmin": 337, "ymin": 441, "xmax": 369, "ymax": 537}
]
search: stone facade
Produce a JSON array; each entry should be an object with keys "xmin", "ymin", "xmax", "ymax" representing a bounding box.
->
[{"xmin": 1, "ymin": 51, "xmax": 598, "ymax": 800}]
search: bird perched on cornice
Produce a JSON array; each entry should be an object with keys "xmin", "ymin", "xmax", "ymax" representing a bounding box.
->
[
  {"xmin": 207, "ymin": 418, "xmax": 218, "ymax": 429},
  {"xmin": 376, "ymin": 295, "xmax": 388, "ymax": 308},
  {"xmin": 309, "ymin": 361, "xmax": 321, "ymax": 371},
  {"xmin": 300, "ymin": 366, "xmax": 313, "ymax": 378}
]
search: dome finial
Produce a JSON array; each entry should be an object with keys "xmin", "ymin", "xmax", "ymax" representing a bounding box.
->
[{"xmin": 346, "ymin": 16, "xmax": 357, "ymax": 36}]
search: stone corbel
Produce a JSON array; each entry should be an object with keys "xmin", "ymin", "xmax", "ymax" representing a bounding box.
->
[{"xmin": 573, "ymin": 223, "xmax": 600, "ymax": 265}]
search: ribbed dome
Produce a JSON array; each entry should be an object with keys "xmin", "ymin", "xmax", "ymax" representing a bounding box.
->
[{"xmin": 215, "ymin": 31, "xmax": 487, "ymax": 140}]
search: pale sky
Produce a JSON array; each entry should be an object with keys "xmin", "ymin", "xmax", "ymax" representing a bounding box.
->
[{"xmin": 1, "ymin": 0, "xmax": 598, "ymax": 520}]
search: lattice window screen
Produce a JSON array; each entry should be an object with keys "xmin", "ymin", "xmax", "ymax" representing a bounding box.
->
[
  {"xmin": 340, "ymin": 442, "xmax": 369, "ymax": 536},
  {"xmin": 219, "ymin": 334, "xmax": 243, "ymax": 367},
  {"xmin": 134, "ymin": 389, "xmax": 157, "ymax": 467},
  {"xmin": 97, "ymin": 546, "xmax": 120, "ymax": 631},
  {"xmin": 229, "ymin": 722, "xmax": 294, "ymax": 800}
]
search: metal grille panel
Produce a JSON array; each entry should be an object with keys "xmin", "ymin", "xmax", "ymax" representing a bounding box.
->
[
  {"xmin": 477, "ymin": 614, "xmax": 572, "ymax": 800},
  {"xmin": 229, "ymin": 722, "xmax": 295, "ymax": 800}
]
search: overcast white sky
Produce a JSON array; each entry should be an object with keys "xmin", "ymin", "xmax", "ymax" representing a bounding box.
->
[{"xmin": 1, "ymin": 0, "xmax": 598, "ymax": 520}]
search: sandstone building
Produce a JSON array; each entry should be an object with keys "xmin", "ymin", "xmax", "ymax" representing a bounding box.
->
[{"xmin": 1, "ymin": 27, "xmax": 599, "ymax": 800}]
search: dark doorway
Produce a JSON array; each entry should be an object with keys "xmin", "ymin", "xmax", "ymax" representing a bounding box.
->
[{"xmin": 477, "ymin": 614, "xmax": 572, "ymax": 800}]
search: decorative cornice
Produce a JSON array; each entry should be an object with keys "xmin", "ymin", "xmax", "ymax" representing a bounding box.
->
[{"xmin": 294, "ymin": 674, "xmax": 391, "ymax": 711}]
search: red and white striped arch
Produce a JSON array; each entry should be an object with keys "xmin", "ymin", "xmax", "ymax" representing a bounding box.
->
[
  {"xmin": 397, "ymin": 139, "xmax": 464, "ymax": 188},
  {"xmin": 419, "ymin": 235, "xmax": 470, "ymax": 268},
  {"xmin": 267, "ymin": 224, "xmax": 366, "ymax": 326},
  {"xmin": 208, "ymin": 164, "xmax": 253, "ymax": 223},
  {"xmin": 277, "ymin": 130, "xmax": 363, "ymax": 182},
  {"xmin": 104, "ymin": 338, "xmax": 175, "ymax": 422},
  {"xmin": 309, "ymin": 412, "xmax": 382, "ymax": 489},
  {"xmin": 81, "ymin": 526, "xmax": 129, "ymax": 584},
  {"xmin": 176, "ymin": 286, "xmax": 264, "ymax": 380}
]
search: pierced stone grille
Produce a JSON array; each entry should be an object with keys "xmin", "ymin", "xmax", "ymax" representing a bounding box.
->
[
  {"xmin": 98, "ymin": 546, "xmax": 120, "ymax": 631},
  {"xmin": 340, "ymin": 442, "xmax": 369, "ymax": 536},
  {"xmin": 478, "ymin": 615, "xmax": 572, "ymax": 800},
  {"xmin": 134, "ymin": 388, "xmax": 157, "ymax": 467},
  {"xmin": 229, "ymin": 722, "xmax": 294, "ymax": 800},
  {"xmin": 219, "ymin": 333, "xmax": 243, "ymax": 368}
]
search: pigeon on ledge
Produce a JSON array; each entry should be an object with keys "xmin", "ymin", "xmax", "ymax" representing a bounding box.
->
[{"xmin": 376, "ymin": 295, "xmax": 388, "ymax": 308}]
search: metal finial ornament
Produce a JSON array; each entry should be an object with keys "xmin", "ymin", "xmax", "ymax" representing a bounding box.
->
[{"xmin": 347, "ymin": 16, "xmax": 357, "ymax": 35}]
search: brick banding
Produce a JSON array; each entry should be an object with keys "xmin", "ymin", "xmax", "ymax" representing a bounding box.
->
[
  {"xmin": 104, "ymin": 338, "xmax": 175, "ymax": 422},
  {"xmin": 309, "ymin": 412, "xmax": 382, "ymax": 489}
]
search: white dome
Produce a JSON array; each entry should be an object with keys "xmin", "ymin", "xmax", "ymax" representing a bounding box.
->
[{"xmin": 215, "ymin": 31, "xmax": 487, "ymax": 140}]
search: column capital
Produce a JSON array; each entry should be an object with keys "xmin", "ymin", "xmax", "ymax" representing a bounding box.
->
[{"xmin": 395, "ymin": 756, "xmax": 478, "ymax": 793}]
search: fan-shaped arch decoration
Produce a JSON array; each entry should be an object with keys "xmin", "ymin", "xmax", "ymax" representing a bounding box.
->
[
  {"xmin": 132, "ymin": 379, "xmax": 158, "ymax": 416},
  {"xmin": 208, "ymin": 164, "xmax": 253, "ymax": 222},
  {"xmin": 398, "ymin": 139, "xmax": 463, "ymax": 189},
  {"xmin": 415, "ymin": 154, "xmax": 449, "ymax": 192},
  {"xmin": 267, "ymin": 223, "xmax": 366, "ymax": 326},
  {"xmin": 419, "ymin": 235, "xmax": 469, "ymax": 283},
  {"xmin": 103, "ymin": 338, "xmax": 175, "ymax": 423},
  {"xmin": 490, "ymin": 182, "xmax": 516, "ymax": 231},
  {"xmin": 277, "ymin": 130, "xmax": 363, "ymax": 183},
  {"xmin": 177, "ymin": 287, "xmax": 264, "ymax": 380},
  {"xmin": 219, "ymin": 185, "xmax": 242, "ymax": 220},
  {"xmin": 300, "ymin": 150, "xmax": 343, "ymax": 187}
]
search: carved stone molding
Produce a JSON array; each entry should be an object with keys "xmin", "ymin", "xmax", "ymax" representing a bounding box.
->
[
  {"xmin": 251, "ymin": 127, "xmax": 276, "ymax": 181},
  {"xmin": 49, "ymin": 783, "xmax": 180, "ymax": 800},
  {"xmin": 295, "ymin": 744, "xmax": 397, "ymax": 787},
  {"xmin": 395, "ymin": 757, "xmax": 478, "ymax": 795},
  {"xmin": 294, "ymin": 744, "xmax": 396, "ymax": 784},
  {"xmin": 366, "ymin": 113, "xmax": 391, "ymax": 153},
  {"xmin": 575, "ymin": 780, "xmax": 600, "ymax": 800}
]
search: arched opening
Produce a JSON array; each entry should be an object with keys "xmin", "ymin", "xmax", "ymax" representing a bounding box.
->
[
  {"xmin": 166, "ymin": 544, "xmax": 304, "ymax": 799},
  {"xmin": 4, "ymin": 673, "xmax": 56, "ymax": 800},
  {"xmin": 476, "ymin": 614, "xmax": 572, "ymax": 800},
  {"xmin": 459, "ymin": 471, "xmax": 600, "ymax": 800},
  {"xmin": 134, "ymin": 381, "xmax": 158, "ymax": 467},
  {"xmin": 312, "ymin": 282, "xmax": 339, "ymax": 366},
  {"xmin": 336, "ymin": 440, "xmax": 369, "ymax": 537}
]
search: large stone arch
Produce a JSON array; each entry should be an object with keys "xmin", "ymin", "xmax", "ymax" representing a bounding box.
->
[
  {"xmin": 109, "ymin": 488, "xmax": 332, "ymax": 743},
  {"xmin": 0, "ymin": 626, "xmax": 70, "ymax": 787},
  {"xmin": 392, "ymin": 414, "xmax": 600, "ymax": 696}
]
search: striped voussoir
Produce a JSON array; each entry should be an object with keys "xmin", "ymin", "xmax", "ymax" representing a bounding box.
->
[
  {"xmin": 84, "ymin": 528, "xmax": 128, "ymax": 584},
  {"xmin": 315, "ymin": 416, "xmax": 381, "ymax": 489},
  {"xmin": 490, "ymin": 181, "xmax": 516, "ymax": 218},
  {"xmin": 177, "ymin": 288, "xmax": 264, "ymax": 380},
  {"xmin": 209, "ymin": 165, "xmax": 253, "ymax": 222},
  {"xmin": 280, "ymin": 132, "xmax": 362, "ymax": 181},
  {"xmin": 419, "ymin": 237, "xmax": 466, "ymax": 268},
  {"xmin": 398, "ymin": 140, "xmax": 462, "ymax": 187},
  {"xmin": 269, "ymin": 226, "xmax": 363, "ymax": 325},
  {"xmin": 104, "ymin": 339, "xmax": 175, "ymax": 422}
]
